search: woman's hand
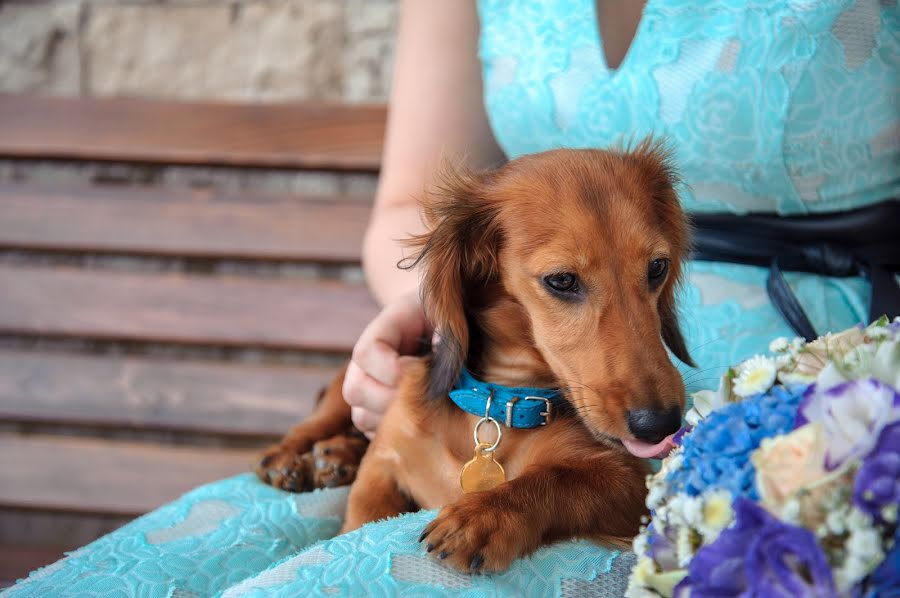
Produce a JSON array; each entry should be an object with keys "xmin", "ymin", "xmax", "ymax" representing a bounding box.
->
[
  {"xmin": 343, "ymin": 291, "xmax": 431, "ymax": 438},
  {"xmin": 346, "ymin": 0, "xmax": 504, "ymax": 438}
]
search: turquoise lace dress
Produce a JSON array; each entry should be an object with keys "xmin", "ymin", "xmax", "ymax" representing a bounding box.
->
[{"xmin": 5, "ymin": 1, "xmax": 897, "ymax": 596}]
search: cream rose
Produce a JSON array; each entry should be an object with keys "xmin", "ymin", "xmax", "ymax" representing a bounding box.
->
[{"xmin": 752, "ymin": 423, "xmax": 827, "ymax": 516}]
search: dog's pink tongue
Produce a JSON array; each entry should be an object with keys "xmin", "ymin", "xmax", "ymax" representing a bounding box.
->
[{"xmin": 622, "ymin": 434, "xmax": 676, "ymax": 459}]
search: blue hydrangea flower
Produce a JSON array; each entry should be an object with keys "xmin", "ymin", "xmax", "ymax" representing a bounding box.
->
[
  {"xmin": 666, "ymin": 385, "xmax": 807, "ymax": 499},
  {"xmin": 853, "ymin": 421, "xmax": 900, "ymax": 523},
  {"xmin": 674, "ymin": 499, "xmax": 837, "ymax": 598}
]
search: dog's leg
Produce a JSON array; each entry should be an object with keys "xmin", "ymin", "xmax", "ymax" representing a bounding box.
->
[
  {"xmin": 256, "ymin": 364, "xmax": 356, "ymax": 491},
  {"xmin": 340, "ymin": 453, "xmax": 411, "ymax": 534},
  {"xmin": 308, "ymin": 432, "xmax": 369, "ymax": 488},
  {"xmin": 420, "ymin": 453, "xmax": 648, "ymax": 572}
]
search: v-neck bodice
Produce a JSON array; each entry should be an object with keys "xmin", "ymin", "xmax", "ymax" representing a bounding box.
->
[{"xmin": 477, "ymin": 0, "xmax": 898, "ymax": 216}]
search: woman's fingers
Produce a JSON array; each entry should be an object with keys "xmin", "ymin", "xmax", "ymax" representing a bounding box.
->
[
  {"xmin": 343, "ymin": 292, "xmax": 431, "ymax": 435},
  {"xmin": 350, "ymin": 406, "xmax": 380, "ymax": 440},
  {"xmin": 343, "ymin": 361, "xmax": 396, "ymax": 413},
  {"xmin": 350, "ymin": 292, "xmax": 429, "ymax": 386}
]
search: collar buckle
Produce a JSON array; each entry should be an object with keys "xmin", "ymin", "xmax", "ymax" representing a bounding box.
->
[
  {"xmin": 505, "ymin": 396, "xmax": 554, "ymax": 427},
  {"xmin": 529, "ymin": 396, "xmax": 554, "ymax": 426}
]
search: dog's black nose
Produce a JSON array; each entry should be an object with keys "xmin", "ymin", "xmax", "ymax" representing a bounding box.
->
[{"xmin": 627, "ymin": 407, "xmax": 682, "ymax": 444}]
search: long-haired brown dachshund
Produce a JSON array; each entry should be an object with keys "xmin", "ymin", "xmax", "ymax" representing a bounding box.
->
[{"xmin": 257, "ymin": 141, "xmax": 693, "ymax": 573}]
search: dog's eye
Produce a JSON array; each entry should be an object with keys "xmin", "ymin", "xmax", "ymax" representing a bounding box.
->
[
  {"xmin": 544, "ymin": 272, "xmax": 580, "ymax": 294},
  {"xmin": 648, "ymin": 258, "xmax": 669, "ymax": 289}
]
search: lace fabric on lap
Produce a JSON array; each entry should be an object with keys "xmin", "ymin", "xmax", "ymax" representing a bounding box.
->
[
  {"xmin": 3, "ymin": 474, "xmax": 632, "ymax": 598},
  {"xmin": 2, "ymin": 475, "xmax": 348, "ymax": 598}
]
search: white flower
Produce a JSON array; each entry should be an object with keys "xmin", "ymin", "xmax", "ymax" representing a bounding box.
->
[
  {"xmin": 782, "ymin": 498, "xmax": 801, "ymax": 524},
  {"xmin": 732, "ymin": 355, "xmax": 777, "ymax": 397},
  {"xmin": 871, "ymin": 339, "xmax": 900, "ymax": 389},
  {"xmin": 686, "ymin": 370, "xmax": 736, "ymax": 425},
  {"xmin": 769, "ymin": 336, "xmax": 790, "ymax": 353},
  {"xmin": 833, "ymin": 509, "xmax": 885, "ymax": 592},
  {"xmin": 680, "ymin": 496, "xmax": 705, "ymax": 530},
  {"xmin": 779, "ymin": 326, "xmax": 867, "ymax": 385},
  {"xmin": 866, "ymin": 326, "xmax": 891, "ymax": 341},
  {"xmin": 665, "ymin": 450, "xmax": 684, "ymax": 475},
  {"xmin": 797, "ymin": 378, "xmax": 900, "ymax": 469},
  {"xmin": 633, "ymin": 529, "xmax": 649, "ymax": 557},
  {"xmin": 685, "ymin": 390, "xmax": 717, "ymax": 426},
  {"xmin": 815, "ymin": 361, "xmax": 850, "ymax": 391},
  {"xmin": 675, "ymin": 525, "xmax": 694, "ymax": 567},
  {"xmin": 697, "ymin": 490, "xmax": 734, "ymax": 542},
  {"xmin": 626, "ymin": 557, "xmax": 687, "ymax": 598},
  {"xmin": 865, "ymin": 315, "xmax": 895, "ymax": 340},
  {"xmin": 687, "ymin": 390, "xmax": 725, "ymax": 424},
  {"xmin": 647, "ymin": 479, "xmax": 668, "ymax": 511},
  {"xmin": 627, "ymin": 557, "xmax": 657, "ymax": 594},
  {"xmin": 826, "ymin": 509, "xmax": 847, "ymax": 536}
]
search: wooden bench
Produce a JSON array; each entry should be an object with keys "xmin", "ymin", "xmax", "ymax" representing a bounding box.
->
[{"xmin": 0, "ymin": 94, "xmax": 385, "ymax": 584}]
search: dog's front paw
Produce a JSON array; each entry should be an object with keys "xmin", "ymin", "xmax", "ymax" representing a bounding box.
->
[
  {"xmin": 419, "ymin": 493, "xmax": 538, "ymax": 573},
  {"xmin": 255, "ymin": 443, "xmax": 314, "ymax": 492}
]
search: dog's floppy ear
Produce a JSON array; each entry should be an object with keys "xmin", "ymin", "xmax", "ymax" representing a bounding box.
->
[
  {"xmin": 660, "ymin": 288, "xmax": 694, "ymax": 367},
  {"xmin": 403, "ymin": 167, "xmax": 501, "ymax": 398},
  {"xmin": 630, "ymin": 138, "xmax": 695, "ymax": 368}
]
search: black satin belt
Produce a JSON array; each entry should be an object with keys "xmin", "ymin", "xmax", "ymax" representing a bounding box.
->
[{"xmin": 690, "ymin": 200, "xmax": 900, "ymax": 342}]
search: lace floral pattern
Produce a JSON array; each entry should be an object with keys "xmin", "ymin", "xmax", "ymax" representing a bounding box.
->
[
  {"xmin": 478, "ymin": 0, "xmax": 899, "ymax": 215},
  {"xmin": 3, "ymin": 474, "xmax": 629, "ymax": 598}
]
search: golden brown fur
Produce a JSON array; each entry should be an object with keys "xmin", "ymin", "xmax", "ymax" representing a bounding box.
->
[{"xmin": 257, "ymin": 142, "xmax": 691, "ymax": 572}]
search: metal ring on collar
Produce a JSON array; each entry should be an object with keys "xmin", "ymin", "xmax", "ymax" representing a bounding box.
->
[{"xmin": 473, "ymin": 417, "xmax": 502, "ymax": 453}]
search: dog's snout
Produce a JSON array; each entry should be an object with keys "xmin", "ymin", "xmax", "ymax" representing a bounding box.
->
[{"xmin": 627, "ymin": 407, "xmax": 681, "ymax": 444}]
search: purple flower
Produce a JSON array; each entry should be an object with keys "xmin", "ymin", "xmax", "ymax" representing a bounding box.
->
[
  {"xmin": 853, "ymin": 421, "xmax": 900, "ymax": 523},
  {"xmin": 795, "ymin": 379, "xmax": 900, "ymax": 469},
  {"xmin": 647, "ymin": 526, "xmax": 679, "ymax": 570},
  {"xmin": 674, "ymin": 499, "xmax": 837, "ymax": 598},
  {"xmin": 672, "ymin": 425, "xmax": 691, "ymax": 447}
]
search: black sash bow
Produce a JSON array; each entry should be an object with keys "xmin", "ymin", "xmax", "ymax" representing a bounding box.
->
[{"xmin": 690, "ymin": 200, "xmax": 900, "ymax": 341}]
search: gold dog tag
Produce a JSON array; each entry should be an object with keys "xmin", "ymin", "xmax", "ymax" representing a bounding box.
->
[{"xmin": 460, "ymin": 442, "xmax": 505, "ymax": 493}]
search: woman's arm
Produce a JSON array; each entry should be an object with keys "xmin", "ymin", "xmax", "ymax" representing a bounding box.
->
[
  {"xmin": 344, "ymin": 0, "xmax": 505, "ymax": 436},
  {"xmin": 363, "ymin": 0, "xmax": 505, "ymax": 306}
]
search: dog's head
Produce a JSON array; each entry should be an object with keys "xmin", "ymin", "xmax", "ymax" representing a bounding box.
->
[{"xmin": 407, "ymin": 142, "xmax": 692, "ymax": 456}]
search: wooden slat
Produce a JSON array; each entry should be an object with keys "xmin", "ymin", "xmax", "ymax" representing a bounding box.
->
[
  {"xmin": 0, "ymin": 183, "xmax": 370, "ymax": 263},
  {"xmin": 0, "ymin": 435, "xmax": 258, "ymax": 516},
  {"xmin": 0, "ymin": 95, "xmax": 385, "ymax": 172},
  {"xmin": 0, "ymin": 350, "xmax": 336, "ymax": 437},
  {"xmin": 0, "ymin": 544, "xmax": 69, "ymax": 585},
  {"xmin": 0, "ymin": 510, "xmax": 129, "ymax": 553},
  {"xmin": 0, "ymin": 265, "xmax": 378, "ymax": 352}
]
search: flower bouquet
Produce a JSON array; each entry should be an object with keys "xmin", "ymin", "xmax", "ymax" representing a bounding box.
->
[{"xmin": 626, "ymin": 316, "xmax": 900, "ymax": 597}]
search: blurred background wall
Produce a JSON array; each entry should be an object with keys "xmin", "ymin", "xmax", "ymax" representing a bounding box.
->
[
  {"xmin": 0, "ymin": 0, "xmax": 397, "ymax": 196},
  {"xmin": 0, "ymin": 0, "xmax": 398, "ymax": 104}
]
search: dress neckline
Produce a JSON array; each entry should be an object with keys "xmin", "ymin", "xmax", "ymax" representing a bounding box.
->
[{"xmin": 589, "ymin": 0, "xmax": 653, "ymax": 76}]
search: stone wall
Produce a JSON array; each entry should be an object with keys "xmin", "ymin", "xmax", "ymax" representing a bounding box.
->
[{"xmin": 0, "ymin": 0, "xmax": 399, "ymax": 104}]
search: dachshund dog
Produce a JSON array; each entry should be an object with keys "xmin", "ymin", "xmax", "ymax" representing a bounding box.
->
[{"xmin": 257, "ymin": 142, "xmax": 693, "ymax": 573}]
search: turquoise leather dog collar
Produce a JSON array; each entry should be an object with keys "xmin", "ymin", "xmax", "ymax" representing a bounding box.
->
[{"xmin": 449, "ymin": 369, "xmax": 563, "ymax": 429}]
